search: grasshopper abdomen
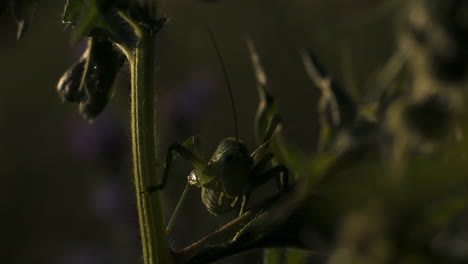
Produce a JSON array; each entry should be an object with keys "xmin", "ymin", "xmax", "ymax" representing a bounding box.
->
[{"xmin": 201, "ymin": 186, "xmax": 239, "ymax": 215}]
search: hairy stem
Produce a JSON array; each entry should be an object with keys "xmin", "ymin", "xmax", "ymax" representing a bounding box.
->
[{"xmin": 130, "ymin": 30, "xmax": 171, "ymax": 264}]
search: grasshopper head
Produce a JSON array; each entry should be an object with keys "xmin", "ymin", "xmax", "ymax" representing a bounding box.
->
[{"xmin": 209, "ymin": 137, "xmax": 253, "ymax": 198}]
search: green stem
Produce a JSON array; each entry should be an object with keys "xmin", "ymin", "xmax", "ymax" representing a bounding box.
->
[{"xmin": 130, "ymin": 30, "xmax": 171, "ymax": 264}]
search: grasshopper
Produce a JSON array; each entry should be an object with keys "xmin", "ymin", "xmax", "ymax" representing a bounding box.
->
[{"xmin": 145, "ymin": 30, "xmax": 289, "ymax": 233}]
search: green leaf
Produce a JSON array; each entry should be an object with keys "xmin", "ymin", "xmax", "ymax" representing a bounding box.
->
[
  {"xmin": 10, "ymin": 0, "xmax": 38, "ymax": 39},
  {"xmin": 62, "ymin": 0, "xmax": 84, "ymax": 27}
]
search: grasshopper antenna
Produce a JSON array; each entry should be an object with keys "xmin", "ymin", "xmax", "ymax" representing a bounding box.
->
[{"xmin": 208, "ymin": 28, "xmax": 240, "ymax": 142}]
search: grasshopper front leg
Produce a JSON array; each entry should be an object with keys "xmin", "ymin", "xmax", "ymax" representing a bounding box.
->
[
  {"xmin": 152, "ymin": 136, "xmax": 203, "ymax": 172},
  {"xmin": 145, "ymin": 137, "xmax": 206, "ymax": 234},
  {"xmin": 146, "ymin": 138, "xmax": 205, "ymax": 193}
]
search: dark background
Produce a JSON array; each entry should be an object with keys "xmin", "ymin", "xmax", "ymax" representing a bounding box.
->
[{"xmin": 0, "ymin": 1, "xmax": 397, "ymax": 263}]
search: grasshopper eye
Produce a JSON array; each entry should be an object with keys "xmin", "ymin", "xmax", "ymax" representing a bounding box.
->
[{"xmin": 188, "ymin": 170, "xmax": 198, "ymax": 185}]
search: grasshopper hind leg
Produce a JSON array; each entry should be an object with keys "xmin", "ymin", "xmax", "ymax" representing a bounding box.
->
[{"xmin": 166, "ymin": 181, "xmax": 191, "ymax": 234}]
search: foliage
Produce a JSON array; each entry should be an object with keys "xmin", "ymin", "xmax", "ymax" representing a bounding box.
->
[
  {"xmin": 173, "ymin": 1, "xmax": 468, "ymax": 263},
  {"xmin": 3, "ymin": 0, "xmax": 468, "ymax": 263}
]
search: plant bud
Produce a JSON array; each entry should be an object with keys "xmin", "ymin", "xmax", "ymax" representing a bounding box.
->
[
  {"xmin": 78, "ymin": 37, "xmax": 125, "ymax": 120},
  {"xmin": 57, "ymin": 53, "xmax": 87, "ymax": 103},
  {"xmin": 57, "ymin": 37, "xmax": 125, "ymax": 121}
]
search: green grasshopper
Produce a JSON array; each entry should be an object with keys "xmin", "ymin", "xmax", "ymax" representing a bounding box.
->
[{"xmin": 145, "ymin": 31, "xmax": 289, "ymax": 233}]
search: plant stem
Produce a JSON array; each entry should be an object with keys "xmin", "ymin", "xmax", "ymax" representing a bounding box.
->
[{"xmin": 130, "ymin": 30, "xmax": 171, "ymax": 264}]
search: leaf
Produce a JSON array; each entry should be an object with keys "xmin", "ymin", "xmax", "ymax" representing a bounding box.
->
[
  {"xmin": 62, "ymin": 0, "xmax": 84, "ymax": 27},
  {"xmin": 10, "ymin": 0, "xmax": 38, "ymax": 39}
]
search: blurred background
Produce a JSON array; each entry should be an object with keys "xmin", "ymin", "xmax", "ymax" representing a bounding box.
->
[{"xmin": 1, "ymin": 0, "xmax": 398, "ymax": 263}]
